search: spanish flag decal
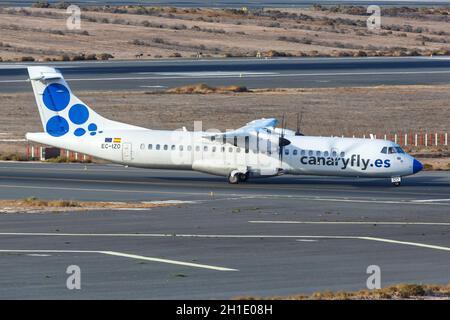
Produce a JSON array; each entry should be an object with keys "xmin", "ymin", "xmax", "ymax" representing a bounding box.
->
[{"xmin": 113, "ymin": 138, "xmax": 122, "ymax": 143}]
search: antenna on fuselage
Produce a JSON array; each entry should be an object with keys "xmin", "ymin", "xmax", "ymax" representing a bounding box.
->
[{"xmin": 295, "ymin": 108, "xmax": 305, "ymax": 136}]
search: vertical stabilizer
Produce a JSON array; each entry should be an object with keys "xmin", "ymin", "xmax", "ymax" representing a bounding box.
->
[{"xmin": 28, "ymin": 66, "xmax": 142, "ymax": 138}]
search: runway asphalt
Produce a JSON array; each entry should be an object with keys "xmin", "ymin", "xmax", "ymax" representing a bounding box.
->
[
  {"xmin": 0, "ymin": 162, "xmax": 449, "ymax": 299},
  {"xmin": 1, "ymin": 56, "xmax": 450, "ymax": 93}
]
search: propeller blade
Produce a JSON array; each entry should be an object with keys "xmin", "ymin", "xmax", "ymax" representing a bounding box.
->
[{"xmin": 279, "ymin": 113, "xmax": 287, "ymax": 167}]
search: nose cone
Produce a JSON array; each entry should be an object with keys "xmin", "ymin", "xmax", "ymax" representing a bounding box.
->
[{"xmin": 413, "ymin": 158, "xmax": 423, "ymax": 174}]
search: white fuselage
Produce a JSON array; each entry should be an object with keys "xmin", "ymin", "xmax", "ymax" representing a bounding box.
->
[{"xmin": 27, "ymin": 128, "xmax": 417, "ymax": 179}]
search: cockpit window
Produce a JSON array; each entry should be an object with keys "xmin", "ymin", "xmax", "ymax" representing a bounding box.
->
[
  {"xmin": 382, "ymin": 146, "xmax": 405, "ymax": 154},
  {"xmin": 395, "ymin": 147, "xmax": 405, "ymax": 154},
  {"xmin": 388, "ymin": 147, "xmax": 396, "ymax": 154}
]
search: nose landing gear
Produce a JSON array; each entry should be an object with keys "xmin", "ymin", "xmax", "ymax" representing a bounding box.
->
[{"xmin": 391, "ymin": 176, "xmax": 402, "ymax": 186}]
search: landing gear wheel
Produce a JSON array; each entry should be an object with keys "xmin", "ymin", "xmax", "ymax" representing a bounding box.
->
[
  {"xmin": 393, "ymin": 181, "xmax": 401, "ymax": 187},
  {"xmin": 238, "ymin": 173, "xmax": 248, "ymax": 182},
  {"xmin": 228, "ymin": 173, "xmax": 240, "ymax": 184}
]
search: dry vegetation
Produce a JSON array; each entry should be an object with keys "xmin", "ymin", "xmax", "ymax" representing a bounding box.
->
[
  {"xmin": 0, "ymin": 197, "xmax": 177, "ymax": 213},
  {"xmin": 0, "ymin": 4, "xmax": 449, "ymax": 61},
  {"xmin": 166, "ymin": 84, "xmax": 249, "ymax": 94},
  {"xmin": 236, "ymin": 283, "xmax": 450, "ymax": 300}
]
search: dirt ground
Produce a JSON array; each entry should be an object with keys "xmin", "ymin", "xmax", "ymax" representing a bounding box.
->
[
  {"xmin": 0, "ymin": 84, "xmax": 448, "ymax": 169},
  {"xmin": 0, "ymin": 6, "xmax": 448, "ymax": 61},
  {"xmin": 0, "ymin": 85, "xmax": 449, "ymax": 137}
]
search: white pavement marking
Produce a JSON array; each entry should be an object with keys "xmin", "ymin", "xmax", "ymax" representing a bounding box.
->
[
  {"xmin": 2, "ymin": 70, "xmax": 450, "ymax": 84},
  {"xmin": 411, "ymin": 199, "xmax": 450, "ymax": 203},
  {"xmin": 0, "ymin": 249, "xmax": 237, "ymax": 271},
  {"xmin": 150, "ymin": 72, "xmax": 279, "ymax": 76},
  {"xmin": 142, "ymin": 200, "xmax": 198, "ymax": 205},
  {"xmin": 101, "ymin": 251, "xmax": 237, "ymax": 271},
  {"xmin": 249, "ymin": 220, "xmax": 450, "ymax": 226},
  {"xmin": 0, "ymin": 183, "xmax": 212, "ymax": 197},
  {"xmin": 357, "ymin": 237, "xmax": 450, "ymax": 252},
  {"xmin": 0, "ymin": 233, "xmax": 448, "ymax": 252},
  {"xmin": 112, "ymin": 208, "xmax": 153, "ymax": 211}
]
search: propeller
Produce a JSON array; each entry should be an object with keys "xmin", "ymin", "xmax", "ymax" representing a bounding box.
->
[{"xmin": 278, "ymin": 114, "xmax": 291, "ymax": 170}]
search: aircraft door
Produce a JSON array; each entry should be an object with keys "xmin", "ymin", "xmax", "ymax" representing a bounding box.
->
[{"xmin": 122, "ymin": 143, "xmax": 132, "ymax": 162}]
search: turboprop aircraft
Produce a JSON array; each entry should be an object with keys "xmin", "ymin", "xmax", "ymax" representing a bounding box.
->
[{"xmin": 26, "ymin": 66, "xmax": 423, "ymax": 186}]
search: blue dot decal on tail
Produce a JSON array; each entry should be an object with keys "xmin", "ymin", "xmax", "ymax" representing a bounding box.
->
[
  {"xmin": 43, "ymin": 84, "xmax": 70, "ymax": 112},
  {"xmin": 69, "ymin": 104, "xmax": 89, "ymax": 125},
  {"xmin": 74, "ymin": 128, "xmax": 86, "ymax": 137},
  {"xmin": 88, "ymin": 123, "xmax": 97, "ymax": 132},
  {"xmin": 46, "ymin": 116, "xmax": 69, "ymax": 137},
  {"xmin": 88, "ymin": 123, "xmax": 98, "ymax": 136}
]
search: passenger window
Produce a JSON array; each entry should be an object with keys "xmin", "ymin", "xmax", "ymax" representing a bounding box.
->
[
  {"xmin": 381, "ymin": 147, "xmax": 387, "ymax": 154},
  {"xmin": 331, "ymin": 151, "xmax": 337, "ymax": 157},
  {"xmin": 140, "ymin": 143, "xmax": 145, "ymax": 150},
  {"xmin": 221, "ymin": 147, "xmax": 225, "ymax": 152},
  {"xmin": 164, "ymin": 145, "xmax": 168, "ymax": 150},
  {"xmin": 204, "ymin": 146, "xmax": 208, "ymax": 152},
  {"xmin": 171, "ymin": 145, "xmax": 176, "ymax": 151},
  {"xmin": 324, "ymin": 151, "xmax": 329, "ymax": 157},
  {"xmin": 212, "ymin": 146, "xmax": 216, "ymax": 152},
  {"xmin": 179, "ymin": 145, "xmax": 183, "ymax": 151},
  {"xmin": 156, "ymin": 144, "xmax": 160, "ymax": 150},
  {"xmin": 236, "ymin": 148, "xmax": 241, "ymax": 153},
  {"xmin": 301, "ymin": 150, "xmax": 306, "ymax": 156},
  {"xmin": 308, "ymin": 150, "xmax": 313, "ymax": 156},
  {"xmin": 293, "ymin": 150, "xmax": 298, "ymax": 156},
  {"xmin": 229, "ymin": 147, "xmax": 233, "ymax": 153},
  {"xmin": 195, "ymin": 146, "xmax": 200, "ymax": 152},
  {"xmin": 340, "ymin": 152, "xmax": 345, "ymax": 157},
  {"xmin": 316, "ymin": 151, "xmax": 321, "ymax": 156},
  {"xmin": 148, "ymin": 144, "xmax": 152, "ymax": 150},
  {"xmin": 285, "ymin": 149, "xmax": 289, "ymax": 155},
  {"xmin": 388, "ymin": 147, "xmax": 396, "ymax": 154},
  {"xmin": 187, "ymin": 145, "xmax": 192, "ymax": 151}
]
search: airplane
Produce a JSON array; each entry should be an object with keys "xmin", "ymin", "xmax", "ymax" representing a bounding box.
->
[{"xmin": 26, "ymin": 66, "xmax": 423, "ymax": 186}]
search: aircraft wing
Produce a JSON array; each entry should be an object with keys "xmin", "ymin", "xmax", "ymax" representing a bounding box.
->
[{"xmin": 203, "ymin": 118, "xmax": 278, "ymax": 140}]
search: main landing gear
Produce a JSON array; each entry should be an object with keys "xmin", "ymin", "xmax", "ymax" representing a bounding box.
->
[
  {"xmin": 391, "ymin": 176, "xmax": 402, "ymax": 187},
  {"xmin": 228, "ymin": 171, "xmax": 248, "ymax": 184}
]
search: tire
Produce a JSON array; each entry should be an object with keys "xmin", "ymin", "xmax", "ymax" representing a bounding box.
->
[
  {"xmin": 393, "ymin": 182, "xmax": 401, "ymax": 187},
  {"xmin": 238, "ymin": 173, "xmax": 248, "ymax": 182},
  {"xmin": 228, "ymin": 173, "xmax": 239, "ymax": 184}
]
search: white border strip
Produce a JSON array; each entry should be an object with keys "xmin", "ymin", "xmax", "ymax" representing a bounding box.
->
[
  {"xmin": 249, "ymin": 220, "xmax": 450, "ymax": 226},
  {"xmin": 0, "ymin": 232, "xmax": 448, "ymax": 252}
]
